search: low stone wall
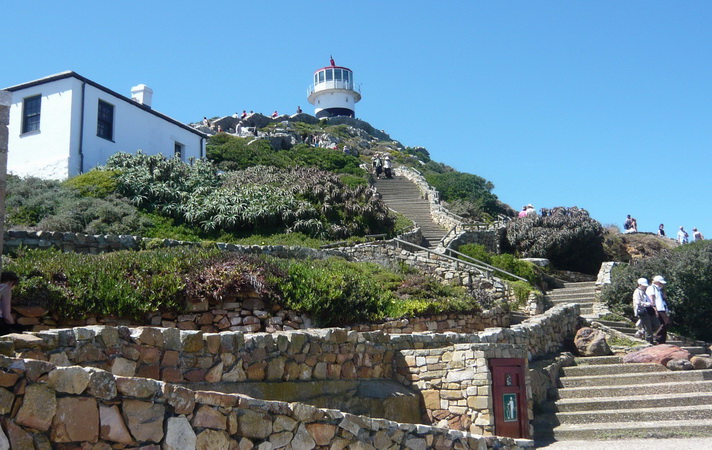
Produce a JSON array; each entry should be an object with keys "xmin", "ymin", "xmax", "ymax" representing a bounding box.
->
[
  {"xmin": 340, "ymin": 240, "xmax": 508, "ymax": 300},
  {"xmin": 0, "ymin": 356, "xmax": 532, "ymax": 449},
  {"xmin": 448, "ymin": 228, "xmax": 504, "ymax": 255},
  {"xmin": 1, "ymin": 304, "xmax": 578, "ymax": 442},
  {"xmin": 351, "ymin": 308, "xmax": 510, "ymax": 334}
]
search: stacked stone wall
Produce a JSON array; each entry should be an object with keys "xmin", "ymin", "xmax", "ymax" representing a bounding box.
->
[
  {"xmin": 1, "ymin": 304, "xmax": 578, "ymax": 442},
  {"xmin": 0, "ymin": 355, "xmax": 532, "ymax": 449}
]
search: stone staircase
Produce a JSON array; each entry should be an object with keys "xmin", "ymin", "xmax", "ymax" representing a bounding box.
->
[
  {"xmin": 534, "ymin": 355, "xmax": 712, "ymax": 442},
  {"xmin": 544, "ymin": 281, "xmax": 597, "ymax": 317},
  {"xmin": 374, "ymin": 173, "xmax": 446, "ymax": 248}
]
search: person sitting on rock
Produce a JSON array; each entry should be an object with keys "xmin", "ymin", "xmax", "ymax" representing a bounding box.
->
[{"xmin": 0, "ymin": 272, "xmax": 22, "ymax": 336}]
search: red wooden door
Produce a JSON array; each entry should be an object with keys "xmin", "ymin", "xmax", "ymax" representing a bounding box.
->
[{"xmin": 489, "ymin": 358, "xmax": 529, "ymax": 438}]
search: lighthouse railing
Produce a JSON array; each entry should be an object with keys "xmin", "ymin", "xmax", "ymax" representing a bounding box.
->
[{"xmin": 307, "ymin": 81, "xmax": 361, "ymax": 96}]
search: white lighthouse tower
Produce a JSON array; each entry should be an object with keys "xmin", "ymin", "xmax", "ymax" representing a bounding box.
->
[{"xmin": 307, "ymin": 57, "xmax": 361, "ymax": 118}]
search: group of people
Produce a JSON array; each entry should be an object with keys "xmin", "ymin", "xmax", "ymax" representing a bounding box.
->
[
  {"xmin": 372, "ymin": 154, "xmax": 392, "ymax": 179},
  {"xmin": 517, "ymin": 204, "xmax": 536, "ymax": 218},
  {"xmin": 625, "ymin": 216, "xmax": 704, "ymax": 244},
  {"xmin": 632, "ymin": 275, "xmax": 671, "ymax": 344}
]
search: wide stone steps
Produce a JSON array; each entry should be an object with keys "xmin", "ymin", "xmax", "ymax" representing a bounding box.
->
[
  {"xmin": 561, "ymin": 368, "xmax": 712, "ymax": 388},
  {"xmin": 544, "ymin": 392, "xmax": 712, "ymax": 413},
  {"xmin": 537, "ymin": 404, "xmax": 712, "ymax": 425},
  {"xmin": 374, "ymin": 175, "xmax": 446, "ymax": 248},
  {"xmin": 558, "ymin": 379, "xmax": 712, "ymax": 399},
  {"xmin": 539, "ymin": 419, "xmax": 712, "ymax": 440},
  {"xmin": 544, "ymin": 282, "xmax": 597, "ymax": 317},
  {"xmin": 561, "ymin": 362, "xmax": 667, "ymax": 377}
]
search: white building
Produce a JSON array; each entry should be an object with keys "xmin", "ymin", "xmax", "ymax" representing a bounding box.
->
[
  {"xmin": 307, "ymin": 58, "xmax": 361, "ymax": 119},
  {"xmin": 4, "ymin": 71, "xmax": 206, "ymax": 179}
]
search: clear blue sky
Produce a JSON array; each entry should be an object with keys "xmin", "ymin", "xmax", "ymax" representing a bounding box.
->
[{"xmin": 3, "ymin": 1, "xmax": 711, "ymax": 235}]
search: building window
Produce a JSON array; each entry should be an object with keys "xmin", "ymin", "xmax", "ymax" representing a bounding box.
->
[
  {"xmin": 22, "ymin": 95, "xmax": 41, "ymax": 134},
  {"xmin": 174, "ymin": 142, "xmax": 184, "ymax": 159},
  {"xmin": 97, "ymin": 100, "xmax": 114, "ymax": 140}
]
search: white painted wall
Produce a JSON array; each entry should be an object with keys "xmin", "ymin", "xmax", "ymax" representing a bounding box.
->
[
  {"xmin": 310, "ymin": 90, "xmax": 358, "ymax": 115},
  {"xmin": 8, "ymin": 77, "xmax": 76, "ymax": 179},
  {"xmin": 7, "ymin": 75, "xmax": 204, "ymax": 179}
]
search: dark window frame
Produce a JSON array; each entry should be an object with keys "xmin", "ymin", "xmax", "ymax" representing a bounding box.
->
[
  {"xmin": 22, "ymin": 95, "xmax": 42, "ymax": 134},
  {"xmin": 97, "ymin": 99, "xmax": 114, "ymax": 141}
]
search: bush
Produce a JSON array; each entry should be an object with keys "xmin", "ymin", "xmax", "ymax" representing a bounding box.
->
[
  {"xmin": 503, "ymin": 206, "xmax": 606, "ymax": 274},
  {"xmin": 63, "ymin": 170, "xmax": 120, "ymax": 198},
  {"xmin": 457, "ymin": 244, "xmax": 541, "ymax": 285},
  {"xmin": 600, "ymin": 240, "xmax": 712, "ymax": 341}
]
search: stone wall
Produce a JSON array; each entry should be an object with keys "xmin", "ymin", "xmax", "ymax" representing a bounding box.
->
[
  {"xmin": 0, "ymin": 355, "xmax": 533, "ymax": 449},
  {"xmin": 447, "ymin": 228, "xmax": 504, "ymax": 255},
  {"xmin": 1, "ymin": 304, "xmax": 579, "ymax": 442}
]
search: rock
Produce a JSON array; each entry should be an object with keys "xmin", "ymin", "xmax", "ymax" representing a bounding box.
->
[
  {"xmin": 164, "ymin": 384, "xmax": 196, "ymax": 415},
  {"xmin": 306, "ymin": 423, "xmax": 336, "ymax": 446},
  {"xmin": 51, "ymin": 397, "xmax": 99, "ymax": 443},
  {"xmin": 110, "ymin": 357, "xmax": 137, "ymax": 376},
  {"xmin": 12, "ymin": 305, "xmax": 46, "ymax": 317},
  {"xmin": 115, "ymin": 376, "xmax": 161, "ymax": 398},
  {"xmin": 123, "ymin": 399, "xmax": 165, "ymax": 443},
  {"xmin": 192, "ymin": 405, "xmax": 227, "ymax": 430},
  {"xmin": 87, "ymin": 368, "xmax": 118, "ymax": 399},
  {"xmin": 0, "ymin": 425, "xmax": 8, "ymax": 450},
  {"xmin": 165, "ymin": 416, "xmax": 197, "ymax": 450},
  {"xmin": 47, "ymin": 366, "xmax": 91, "ymax": 394},
  {"xmin": 99, "ymin": 404, "xmax": 134, "ymax": 445},
  {"xmin": 574, "ymin": 327, "xmax": 611, "ymax": 357},
  {"xmin": 0, "ymin": 388, "xmax": 13, "ymax": 415},
  {"xmin": 292, "ymin": 423, "xmax": 317, "ymax": 450},
  {"xmin": 238, "ymin": 409, "xmax": 273, "ymax": 439},
  {"xmin": 6, "ymin": 421, "xmax": 34, "ymax": 450},
  {"xmin": 691, "ymin": 355, "xmax": 712, "ymax": 369},
  {"xmin": 622, "ymin": 344, "xmax": 691, "ymax": 365},
  {"xmin": 15, "ymin": 383, "xmax": 57, "ymax": 431},
  {"xmin": 667, "ymin": 359, "xmax": 694, "ymax": 370},
  {"xmin": 196, "ymin": 429, "xmax": 232, "ymax": 450}
]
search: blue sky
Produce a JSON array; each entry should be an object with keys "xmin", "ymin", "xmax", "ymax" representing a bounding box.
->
[{"xmin": 3, "ymin": 1, "xmax": 711, "ymax": 235}]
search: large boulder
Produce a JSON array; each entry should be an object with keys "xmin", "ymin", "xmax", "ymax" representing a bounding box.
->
[
  {"xmin": 622, "ymin": 344, "xmax": 691, "ymax": 366},
  {"xmin": 574, "ymin": 327, "xmax": 612, "ymax": 356}
]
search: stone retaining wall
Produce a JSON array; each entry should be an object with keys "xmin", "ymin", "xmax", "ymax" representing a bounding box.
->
[
  {"xmin": 1, "ymin": 304, "xmax": 578, "ymax": 441},
  {"xmin": 0, "ymin": 355, "xmax": 532, "ymax": 449}
]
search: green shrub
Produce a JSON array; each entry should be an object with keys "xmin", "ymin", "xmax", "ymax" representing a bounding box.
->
[
  {"xmin": 457, "ymin": 244, "xmax": 541, "ymax": 285},
  {"xmin": 504, "ymin": 206, "xmax": 606, "ymax": 274},
  {"xmin": 63, "ymin": 170, "xmax": 120, "ymax": 198},
  {"xmin": 600, "ymin": 240, "xmax": 712, "ymax": 341}
]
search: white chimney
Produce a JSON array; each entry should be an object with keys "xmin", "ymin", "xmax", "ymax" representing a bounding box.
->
[{"xmin": 131, "ymin": 84, "xmax": 153, "ymax": 108}]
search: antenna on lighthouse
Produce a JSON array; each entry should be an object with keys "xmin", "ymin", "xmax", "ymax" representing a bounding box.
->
[{"xmin": 307, "ymin": 57, "xmax": 361, "ymax": 119}]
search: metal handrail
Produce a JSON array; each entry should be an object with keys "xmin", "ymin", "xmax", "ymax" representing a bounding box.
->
[
  {"xmin": 442, "ymin": 247, "xmax": 528, "ymax": 282},
  {"xmin": 392, "ymin": 238, "xmax": 494, "ymax": 278}
]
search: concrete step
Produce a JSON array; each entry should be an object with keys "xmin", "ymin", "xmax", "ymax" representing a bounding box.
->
[
  {"xmin": 563, "ymin": 281, "xmax": 597, "ymax": 288},
  {"xmin": 535, "ymin": 418, "xmax": 712, "ymax": 440},
  {"xmin": 544, "ymin": 392, "xmax": 712, "ymax": 413},
  {"xmin": 559, "ymin": 379, "xmax": 712, "ymax": 399},
  {"xmin": 595, "ymin": 320, "xmax": 634, "ymax": 328},
  {"xmin": 573, "ymin": 356, "xmax": 623, "ymax": 365},
  {"xmin": 546, "ymin": 288, "xmax": 596, "ymax": 297},
  {"xmin": 561, "ymin": 369, "xmax": 712, "ymax": 388},
  {"xmin": 538, "ymin": 404, "xmax": 712, "ymax": 426},
  {"xmin": 561, "ymin": 363, "xmax": 667, "ymax": 377}
]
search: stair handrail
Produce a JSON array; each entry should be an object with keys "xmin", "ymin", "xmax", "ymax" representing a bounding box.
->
[
  {"xmin": 442, "ymin": 246, "xmax": 528, "ymax": 282},
  {"xmin": 391, "ymin": 237, "xmax": 494, "ymax": 278}
]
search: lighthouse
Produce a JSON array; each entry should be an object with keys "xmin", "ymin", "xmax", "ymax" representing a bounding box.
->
[{"xmin": 307, "ymin": 57, "xmax": 361, "ymax": 118}]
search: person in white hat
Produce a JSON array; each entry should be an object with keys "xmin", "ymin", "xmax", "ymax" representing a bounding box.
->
[
  {"xmin": 646, "ymin": 275, "xmax": 670, "ymax": 344},
  {"xmin": 633, "ymin": 278, "xmax": 660, "ymax": 344}
]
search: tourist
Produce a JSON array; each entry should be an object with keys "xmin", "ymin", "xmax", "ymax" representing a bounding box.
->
[
  {"xmin": 0, "ymin": 272, "xmax": 21, "ymax": 336},
  {"xmin": 632, "ymin": 278, "xmax": 660, "ymax": 344},
  {"xmin": 518, "ymin": 206, "xmax": 528, "ymax": 218},
  {"xmin": 525, "ymin": 204, "xmax": 536, "ymax": 216},
  {"xmin": 658, "ymin": 223, "xmax": 666, "ymax": 237},
  {"xmin": 693, "ymin": 228, "xmax": 704, "ymax": 241},
  {"xmin": 296, "ymin": 106, "xmax": 302, "ymax": 114},
  {"xmin": 630, "ymin": 217, "xmax": 638, "ymax": 233},
  {"xmin": 202, "ymin": 116, "xmax": 210, "ymax": 127},
  {"xmin": 623, "ymin": 215, "xmax": 633, "ymax": 233},
  {"xmin": 677, "ymin": 226, "xmax": 689, "ymax": 245},
  {"xmin": 272, "ymin": 111, "xmax": 278, "ymax": 118},
  {"xmin": 647, "ymin": 275, "xmax": 670, "ymax": 344},
  {"xmin": 383, "ymin": 155, "xmax": 393, "ymax": 178},
  {"xmin": 373, "ymin": 154, "xmax": 383, "ymax": 179},
  {"xmin": 217, "ymin": 125, "xmax": 223, "ymax": 133}
]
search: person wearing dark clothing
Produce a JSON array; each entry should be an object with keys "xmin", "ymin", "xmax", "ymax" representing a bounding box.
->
[{"xmin": 0, "ymin": 272, "xmax": 23, "ymax": 336}]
